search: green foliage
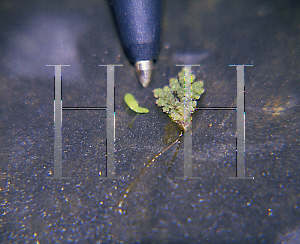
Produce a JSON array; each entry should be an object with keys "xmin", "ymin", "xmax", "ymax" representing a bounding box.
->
[
  {"xmin": 124, "ymin": 93, "xmax": 149, "ymax": 113},
  {"xmin": 153, "ymin": 68, "xmax": 204, "ymax": 130}
]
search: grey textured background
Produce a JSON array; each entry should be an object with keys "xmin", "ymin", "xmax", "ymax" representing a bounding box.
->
[{"xmin": 0, "ymin": 0, "xmax": 299, "ymax": 243}]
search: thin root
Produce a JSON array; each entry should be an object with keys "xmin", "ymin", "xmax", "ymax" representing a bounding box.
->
[{"xmin": 117, "ymin": 131, "xmax": 183, "ymax": 209}]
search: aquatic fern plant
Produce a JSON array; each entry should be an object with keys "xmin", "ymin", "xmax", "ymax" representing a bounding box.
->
[
  {"xmin": 153, "ymin": 68, "xmax": 205, "ymax": 130},
  {"xmin": 117, "ymin": 68, "xmax": 205, "ymax": 212}
]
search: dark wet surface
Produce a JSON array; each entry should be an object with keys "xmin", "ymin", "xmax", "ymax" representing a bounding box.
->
[{"xmin": 1, "ymin": 0, "xmax": 299, "ymax": 243}]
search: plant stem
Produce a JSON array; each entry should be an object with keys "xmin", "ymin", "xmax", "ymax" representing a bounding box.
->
[{"xmin": 128, "ymin": 114, "xmax": 139, "ymax": 129}]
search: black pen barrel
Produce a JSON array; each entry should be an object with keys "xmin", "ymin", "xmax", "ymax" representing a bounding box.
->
[{"xmin": 111, "ymin": 0, "xmax": 162, "ymax": 62}]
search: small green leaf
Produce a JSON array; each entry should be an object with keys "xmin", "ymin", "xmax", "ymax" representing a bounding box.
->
[
  {"xmin": 124, "ymin": 93, "xmax": 149, "ymax": 113},
  {"xmin": 162, "ymin": 106, "xmax": 169, "ymax": 113},
  {"xmin": 169, "ymin": 78, "xmax": 181, "ymax": 92},
  {"xmin": 153, "ymin": 88, "xmax": 163, "ymax": 98},
  {"xmin": 156, "ymin": 98, "xmax": 165, "ymax": 106}
]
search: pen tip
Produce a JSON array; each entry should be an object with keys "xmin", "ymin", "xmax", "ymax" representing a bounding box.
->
[
  {"xmin": 138, "ymin": 70, "xmax": 152, "ymax": 88},
  {"xmin": 135, "ymin": 60, "xmax": 153, "ymax": 87}
]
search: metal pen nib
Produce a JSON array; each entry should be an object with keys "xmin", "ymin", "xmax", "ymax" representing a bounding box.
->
[{"xmin": 135, "ymin": 60, "xmax": 153, "ymax": 87}]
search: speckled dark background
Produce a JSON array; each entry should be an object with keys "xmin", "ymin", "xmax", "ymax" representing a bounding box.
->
[{"xmin": 0, "ymin": 0, "xmax": 299, "ymax": 243}]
